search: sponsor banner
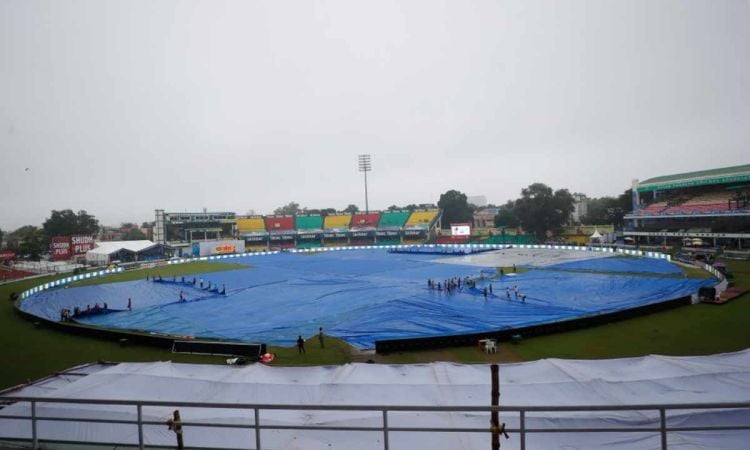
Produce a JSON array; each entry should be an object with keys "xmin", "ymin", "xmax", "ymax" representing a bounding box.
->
[
  {"xmin": 198, "ymin": 240, "xmax": 245, "ymax": 256},
  {"xmin": 0, "ymin": 250, "xmax": 16, "ymax": 262},
  {"xmin": 243, "ymin": 234, "xmax": 268, "ymax": 243},
  {"xmin": 270, "ymin": 234, "xmax": 295, "ymax": 242},
  {"xmin": 51, "ymin": 236, "xmax": 72, "ymax": 261},
  {"xmin": 624, "ymin": 231, "xmax": 750, "ymax": 239},
  {"xmin": 637, "ymin": 174, "xmax": 750, "ymax": 192},
  {"xmin": 71, "ymin": 235, "xmax": 95, "ymax": 255},
  {"xmin": 403, "ymin": 229, "xmax": 427, "ymax": 237},
  {"xmin": 350, "ymin": 230, "xmax": 375, "ymax": 238},
  {"xmin": 450, "ymin": 223, "xmax": 472, "ymax": 237},
  {"xmin": 297, "ymin": 232, "xmax": 323, "ymax": 241},
  {"xmin": 323, "ymin": 232, "xmax": 348, "ymax": 239},
  {"xmin": 376, "ymin": 230, "xmax": 400, "ymax": 237}
]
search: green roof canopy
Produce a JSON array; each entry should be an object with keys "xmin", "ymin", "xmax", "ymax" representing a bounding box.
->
[{"xmin": 637, "ymin": 164, "xmax": 750, "ymax": 192}]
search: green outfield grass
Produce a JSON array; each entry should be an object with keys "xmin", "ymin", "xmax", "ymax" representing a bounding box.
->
[{"xmin": 1, "ymin": 259, "xmax": 748, "ymax": 390}]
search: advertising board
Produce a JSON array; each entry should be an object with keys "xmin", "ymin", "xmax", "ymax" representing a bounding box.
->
[
  {"xmin": 0, "ymin": 250, "xmax": 16, "ymax": 262},
  {"xmin": 450, "ymin": 223, "xmax": 472, "ymax": 237},
  {"xmin": 51, "ymin": 236, "xmax": 72, "ymax": 261},
  {"xmin": 71, "ymin": 235, "xmax": 95, "ymax": 254},
  {"xmin": 197, "ymin": 240, "xmax": 246, "ymax": 256}
]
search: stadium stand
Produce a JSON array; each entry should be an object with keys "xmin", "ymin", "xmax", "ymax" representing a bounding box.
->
[
  {"xmin": 323, "ymin": 214, "xmax": 352, "ymax": 230},
  {"xmin": 349, "ymin": 213, "xmax": 379, "ymax": 245},
  {"xmin": 294, "ymin": 215, "xmax": 324, "ymax": 248},
  {"xmin": 265, "ymin": 216, "xmax": 295, "ymax": 231},
  {"xmin": 237, "ymin": 217, "xmax": 266, "ymax": 234},
  {"xmin": 405, "ymin": 210, "xmax": 439, "ymax": 228},
  {"xmin": 237, "ymin": 217, "xmax": 268, "ymax": 251},
  {"xmin": 350, "ymin": 213, "xmax": 380, "ymax": 229},
  {"xmin": 295, "ymin": 215, "xmax": 323, "ymax": 230},
  {"xmin": 378, "ymin": 211, "xmax": 410, "ymax": 229},
  {"xmin": 265, "ymin": 216, "xmax": 296, "ymax": 250},
  {"xmin": 625, "ymin": 164, "xmax": 750, "ymax": 250}
]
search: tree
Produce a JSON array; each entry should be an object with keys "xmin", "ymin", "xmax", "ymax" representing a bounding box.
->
[
  {"xmin": 320, "ymin": 208, "xmax": 337, "ymax": 216},
  {"xmin": 513, "ymin": 183, "xmax": 575, "ymax": 240},
  {"xmin": 0, "ymin": 227, "xmax": 3, "ymax": 248},
  {"xmin": 494, "ymin": 201, "xmax": 520, "ymax": 228},
  {"xmin": 581, "ymin": 190, "xmax": 632, "ymax": 228},
  {"xmin": 343, "ymin": 204, "xmax": 359, "ymax": 214},
  {"xmin": 273, "ymin": 202, "xmax": 301, "ymax": 215},
  {"xmin": 7, "ymin": 226, "xmax": 44, "ymax": 258},
  {"xmin": 42, "ymin": 209, "xmax": 99, "ymax": 239},
  {"xmin": 123, "ymin": 228, "xmax": 147, "ymax": 240},
  {"xmin": 437, "ymin": 190, "xmax": 474, "ymax": 229}
]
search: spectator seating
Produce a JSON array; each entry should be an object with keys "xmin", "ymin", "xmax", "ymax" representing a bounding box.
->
[
  {"xmin": 350, "ymin": 213, "xmax": 380, "ymax": 229},
  {"xmin": 237, "ymin": 218, "xmax": 266, "ymax": 234},
  {"xmin": 406, "ymin": 210, "xmax": 439, "ymax": 228},
  {"xmin": 324, "ymin": 214, "xmax": 352, "ymax": 230},
  {"xmin": 265, "ymin": 216, "xmax": 295, "ymax": 231},
  {"xmin": 378, "ymin": 211, "xmax": 410, "ymax": 228},
  {"xmin": 639, "ymin": 189, "xmax": 749, "ymax": 216},
  {"xmin": 296, "ymin": 215, "xmax": 323, "ymax": 230}
]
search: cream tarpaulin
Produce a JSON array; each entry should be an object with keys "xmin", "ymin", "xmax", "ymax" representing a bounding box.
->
[{"xmin": 2, "ymin": 350, "xmax": 750, "ymax": 449}]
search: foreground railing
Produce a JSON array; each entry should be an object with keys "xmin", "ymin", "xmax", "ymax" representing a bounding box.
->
[{"xmin": 1, "ymin": 397, "xmax": 748, "ymax": 450}]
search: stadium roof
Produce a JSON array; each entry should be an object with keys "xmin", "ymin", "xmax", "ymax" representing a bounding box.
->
[{"xmin": 637, "ymin": 164, "xmax": 750, "ymax": 192}]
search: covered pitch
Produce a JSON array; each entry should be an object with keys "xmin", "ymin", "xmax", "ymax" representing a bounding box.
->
[{"xmin": 20, "ymin": 247, "xmax": 715, "ymax": 349}]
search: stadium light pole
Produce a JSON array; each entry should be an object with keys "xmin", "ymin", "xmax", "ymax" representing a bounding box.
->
[{"xmin": 358, "ymin": 154, "xmax": 372, "ymax": 214}]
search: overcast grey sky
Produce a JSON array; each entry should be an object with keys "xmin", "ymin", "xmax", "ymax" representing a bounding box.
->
[{"xmin": 1, "ymin": 0, "xmax": 749, "ymax": 230}]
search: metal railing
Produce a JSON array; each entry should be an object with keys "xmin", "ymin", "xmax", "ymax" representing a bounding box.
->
[{"xmin": 1, "ymin": 396, "xmax": 748, "ymax": 450}]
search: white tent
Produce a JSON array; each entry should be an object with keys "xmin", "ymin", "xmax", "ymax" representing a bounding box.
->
[
  {"xmin": 85, "ymin": 240, "xmax": 159, "ymax": 265},
  {"xmin": 2, "ymin": 350, "xmax": 750, "ymax": 449}
]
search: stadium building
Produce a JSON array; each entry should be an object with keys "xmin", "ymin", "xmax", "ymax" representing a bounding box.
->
[
  {"xmin": 625, "ymin": 164, "xmax": 750, "ymax": 250},
  {"xmin": 154, "ymin": 210, "xmax": 237, "ymax": 254}
]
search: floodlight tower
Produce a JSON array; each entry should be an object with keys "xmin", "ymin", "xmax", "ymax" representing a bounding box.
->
[{"xmin": 358, "ymin": 154, "xmax": 372, "ymax": 214}]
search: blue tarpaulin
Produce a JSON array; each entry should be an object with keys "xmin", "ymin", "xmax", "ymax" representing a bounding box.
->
[{"xmin": 20, "ymin": 249, "xmax": 715, "ymax": 349}]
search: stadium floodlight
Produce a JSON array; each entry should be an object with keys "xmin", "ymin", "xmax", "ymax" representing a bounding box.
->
[{"xmin": 358, "ymin": 154, "xmax": 372, "ymax": 213}]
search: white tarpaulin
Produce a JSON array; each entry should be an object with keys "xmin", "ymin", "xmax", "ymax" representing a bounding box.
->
[{"xmin": 2, "ymin": 350, "xmax": 750, "ymax": 449}]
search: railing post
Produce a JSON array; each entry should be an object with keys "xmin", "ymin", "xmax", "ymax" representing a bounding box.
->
[
  {"xmin": 31, "ymin": 400, "xmax": 38, "ymax": 450},
  {"xmin": 520, "ymin": 410, "xmax": 526, "ymax": 450},
  {"xmin": 659, "ymin": 408, "xmax": 667, "ymax": 450},
  {"xmin": 137, "ymin": 404, "xmax": 144, "ymax": 450},
  {"xmin": 254, "ymin": 408, "xmax": 261, "ymax": 450},
  {"xmin": 382, "ymin": 410, "xmax": 389, "ymax": 450}
]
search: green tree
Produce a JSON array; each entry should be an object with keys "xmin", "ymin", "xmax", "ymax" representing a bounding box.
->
[
  {"xmin": 513, "ymin": 183, "xmax": 575, "ymax": 240},
  {"xmin": 123, "ymin": 228, "xmax": 147, "ymax": 240},
  {"xmin": 581, "ymin": 190, "xmax": 632, "ymax": 228},
  {"xmin": 437, "ymin": 190, "xmax": 474, "ymax": 229},
  {"xmin": 494, "ymin": 201, "xmax": 520, "ymax": 228},
  {"xmin": 7, "ymin": 226, "xmax": 45, "ymax": 259},
  {"xmin": 343, "ymin": 204, "xmax": 360, "ymax": 214},
  {"xmin": 42, "ymin": 210, "xmax": 99, "ymax": 239},
  {"xmin": 0, "ymin": 227, "xmax": 3, "ymax": 248},
  {"xmin": 273, "ymin": 202, "xmax": 301, "ymax": 215}
]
